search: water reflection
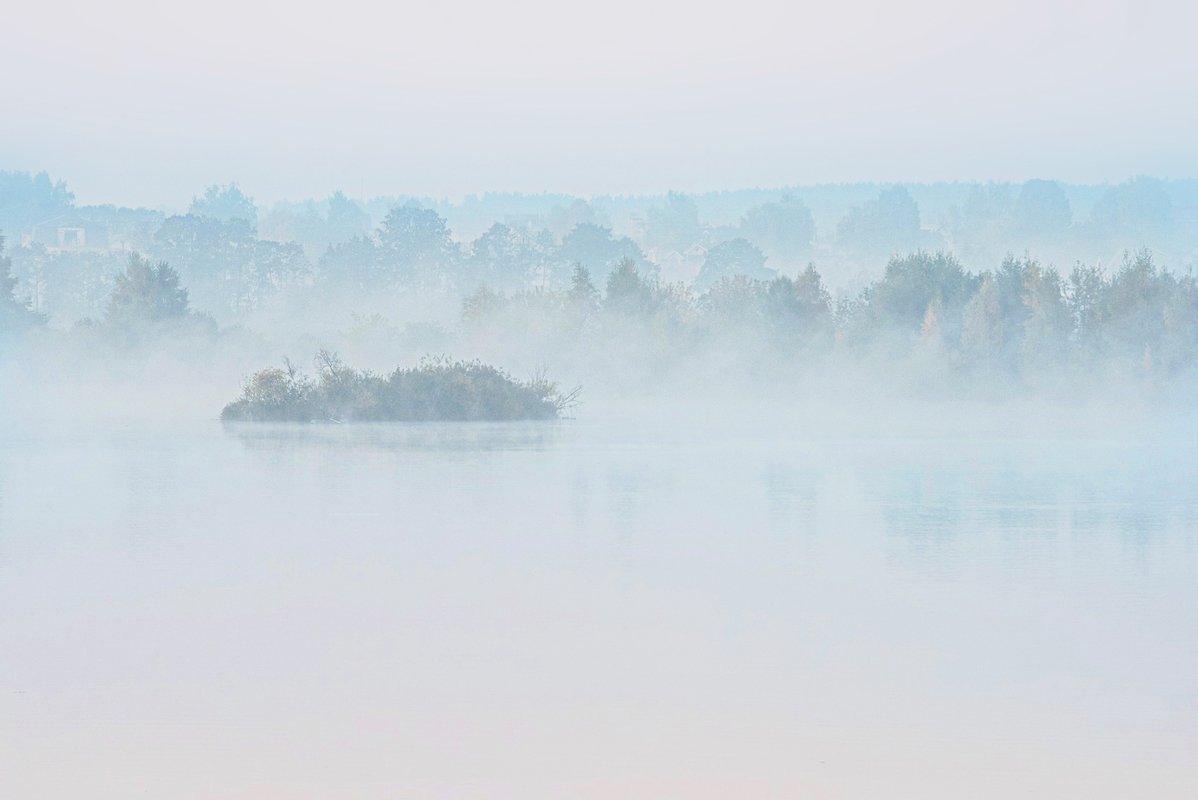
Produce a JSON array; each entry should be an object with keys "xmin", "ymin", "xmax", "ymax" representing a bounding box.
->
[
  {"xmin": 223, "ymin": 419, "xmax": 564, "ymax": 453},
  {"xmin": 2, "ymin": 418, "xmax": 1196, "ymax": 798},
  {"xmin": 854, "ymin": 438, "xmax": 1198, "ymax": 583}
]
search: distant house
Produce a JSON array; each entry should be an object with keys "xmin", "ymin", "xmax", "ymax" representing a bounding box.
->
[
  {"xmin": 650, "ymin": 243, "xmax": 707, "ymax": 284},
  {"xmin": 20, "ymin": 206, "xmax": 161, "ymax": 254},
  {"xmin": 25, "ymin": 212, "xmax": 107, "ymax": 253},
  {"xmin": 683, "ymin": 243, "xmax": 707, "ymax": 269},
  {"xmin": 57, "ymin": 226, "xmax": 86, "ymax": 249}
]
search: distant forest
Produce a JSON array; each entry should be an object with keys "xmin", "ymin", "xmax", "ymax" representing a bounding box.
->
[{"xmin": 3, "ymin": 170, "xmax": 1198, "ymax": 396}]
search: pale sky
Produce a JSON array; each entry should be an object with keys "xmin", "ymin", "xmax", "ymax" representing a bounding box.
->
[{"xmin": 3, "ymin": 0, "xmax": 1195, "ymax": 208}]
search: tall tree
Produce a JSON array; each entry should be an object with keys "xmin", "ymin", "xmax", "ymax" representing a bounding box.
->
[
  {"xmin": 106, "ymin": 253, "xmax": 190, "ymax": 326},
  {"xmin": 1103, "ymin": 250, "xmax": 1169, "ymax": 361},
  {"xmin": 558, "ymin": 223, "xmax": 644, "ymax": 283},
  {"xmin": 152, "ymin": 214, "xmax": 307, "ymax": 316},
  {"xmin": 566, "ymin": 263, "xmax": 600, "ymax": 330},
  {"xmin": 837, "ymin": 186, "xmax": 925, "ymax": 259},
  {"xmin": 0, "ymin": 171, "xmax": 74, "ymax": 235},
  {"xmin": 1089, "ymin": 177, "xmax": 1174, "ymax": 241},
  {"xmin": 1020, "ymin": 261, "xmax": 1070, "ymax": 373},
  {"xmin": 604, "ymin": 257, "xmax": 656, "ymax": 319},
  {"xmin": 326, "ymin": 191, "xmax": 370, "ymax": 243},
  {"xmin": 468, "ymin": 222, "xmax": 542, "ymax": 291},
  {"xmin": 1067, "ymin": 262, "xmax": 1107, "ymax": 358},
  {"xmin": 1013, "ymin": 180, "xmax": 1071, "ymax": 241},
  {"xmin": 765, "ymin": 265, "xmax": 832, "ymax": 346},
  {"xmin": 378, "ymin": 205, "xmax": 458, "ymax": 284},
  {"xmin": 0, "ymin": 234, "xmax": 45, "ymax": 335},
  {"xmin": 189, "ymin": 184, "xmax": 258, "ymax": 225},
  {"xmin": 961, "ymin": 276, "xmax": 1004, "ymax": 367},
  {"xmin": 644, "ymin": 192, "xmax": 703, "ymax": 251},
  {"xmin": 740, "ymin": 196, "xmax": 816, "ymax": 264},
  {"xmin": 696, "ymin": 239, "xmax": 772, "ymax": 289},
  {"xmin": 869, "ymin": 252, "xmax": 979, "ymax": 342}
]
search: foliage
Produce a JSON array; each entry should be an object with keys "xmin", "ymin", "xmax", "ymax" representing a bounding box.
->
[
  {"xmin": 644, "ymin": 192, "xmax": 703, "ymax": 251},
  {"xmin": 604, "ymin": 257, "xmax": 659, "ymax": 318},
  {"xmin": 152, "ymin": 214, "xmax": 309, "ymax": 316},
  {"xmin": 739, "ymin": 196, "xmax": 816, "ymax": 264},
  {"xmin": 189, "ymin": 184, "xmax": 258, "ymax": 224},
  {"xmin": 558, "ymin": 223, "xmax": 646, "ymax": 284},
  {"xmin": 1013, "ymin": 180, "xmax": 1071, "ymax": 240},
  {"xmin": 379, "ymin": 206, "xmax": 457, "ymax": 272},
  {"xmin": 0, "ymin": 171, "xmax": 74, "ymax": 234},
  {"xmin": 467, "ymin": 223, "xmax": 550, "ymax": 291},
  {"xmin": 105, "ymin": 253, "xmax": 190, "ymax": 325},
  {"xmin": 868, "ymin": 251, "xmax": 980, "ymax": 339},
  {"xmin": 566, "ymin": 264, "xmax": 601, "ymax": 327},
  {"xmin": 0, "ymin": 233, "xmax": 45, "ymax": 335},
  {"xmin": 837, "ymin": 186, "xmax": 924, "ymax": 257},
  {"xmin": 1089, "ymin": 177, "xmax": 1173, "ymax": 240},
  {"xmin": 696, "ymin": 238, "xmax": 772, "ymax": 288},
  {"xmin": 222, "ymin": 352, "xmax": 577, "ymax": 422},
  {"xmin": 8, "ymin": 172, "xmax": 1198, "ymax": 393}
]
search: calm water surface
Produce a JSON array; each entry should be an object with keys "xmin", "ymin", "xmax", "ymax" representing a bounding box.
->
[{"xmin": 2, "ymin": 415, "xmax": 1196, "ymax": 798}]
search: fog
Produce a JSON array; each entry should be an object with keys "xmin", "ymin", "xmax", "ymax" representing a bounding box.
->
[
  {"xmin": 3, "ymin": 168, "xmax": 1198, "ymax": 798},
  {"xmin": 3, "ymin": 415, "xmax": 1198, "ymax": 799},
  {"xmin": 5, "ymin": 172, "xmax": 1198, "ymax": 416},
  {"xmin": 4, "ymin": 0, "xmax": 1198, "ymax": 791},
  {"xmin": 6, "ymin": 1, "xmax": 1198, "ymax": 204}
]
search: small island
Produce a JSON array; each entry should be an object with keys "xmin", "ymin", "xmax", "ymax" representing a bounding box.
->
[{"xmin": 221, "ymin": 351, "xmax": 578, "ymax": 422}]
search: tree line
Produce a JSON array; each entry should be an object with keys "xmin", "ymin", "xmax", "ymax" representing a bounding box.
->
[
  {"xmin": 8, "ymin": 229, "xmax": 1195, "ymax": 393},
  {"xmin": 5, "ymin": 173, "xmax": 1197, "ymax": 330},
  {"xmin": 456, "ymin": 250, "xmax": 1198, "ymax": 388}
]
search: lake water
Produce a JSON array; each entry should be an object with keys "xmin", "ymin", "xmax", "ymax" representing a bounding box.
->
[{"xmin": 2, "ymin": 410, "xmax": 1197, "ymax": 798}]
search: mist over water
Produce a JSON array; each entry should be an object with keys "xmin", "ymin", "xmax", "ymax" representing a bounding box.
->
[
  {"xmin": 2, "ymin": 409, "xmax": 1196, "ymax": 798},
  {"xmin": 4, "ymin": 0, "xmax": 1198, "ymax": 791},
  {"xmin": 5, "ymin": 173, "xmax": 1198, "ymax": 795}
]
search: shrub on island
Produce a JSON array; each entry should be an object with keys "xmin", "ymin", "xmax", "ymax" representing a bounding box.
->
[{"xmin": 221, "ymin": 352, "xmax": 578, "ymax": 422}]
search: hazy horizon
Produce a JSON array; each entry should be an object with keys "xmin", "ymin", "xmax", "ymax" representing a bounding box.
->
[
  {"xmin": 5, "ymin": 0, "xmax": 1197, "ymax": 207},
  {"xmin": 10, "ymin": 171, "xmax": 1197, "ymax": 217}
]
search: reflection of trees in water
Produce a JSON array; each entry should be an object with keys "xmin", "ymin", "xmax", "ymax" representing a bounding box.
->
[
  {"xmin": 864, "ymin": 444, "xmax": 1198, "ymax": 574},
  {"xmin": 224, "ymin": 420, "xmax": 562, "ymax": 460}
]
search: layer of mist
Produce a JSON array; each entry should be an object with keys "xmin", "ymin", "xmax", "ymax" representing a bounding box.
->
[
  {"xmin": 4, "ymin": 169, "xmax": 1198, "ymax": 799},
  {"xmin": 4, "ymin": 171, "xmax": 1198, "ymax": 422}
]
